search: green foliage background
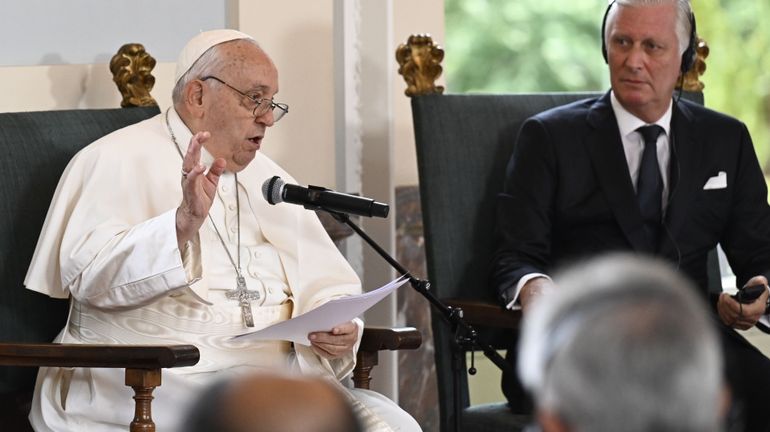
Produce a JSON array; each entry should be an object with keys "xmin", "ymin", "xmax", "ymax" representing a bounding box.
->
[{"xmin": 445, "ymin": 0, "xmax": 770, "ymax": 171}]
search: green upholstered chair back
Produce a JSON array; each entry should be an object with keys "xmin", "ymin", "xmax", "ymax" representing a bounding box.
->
[
  {"xmin": 413, "ymin": 91, "xmax": 708, "ymax": 303},
  {"xmin": 411, "ymin": 91, "xmax": 712, "ymax": 432},
  {"xmin": 412, "ymin": 92, "xmax": 601, "ymax": 432},
  {"xmin": 0, "ymin": 106, "xmax": 160, "ymax": 398}
]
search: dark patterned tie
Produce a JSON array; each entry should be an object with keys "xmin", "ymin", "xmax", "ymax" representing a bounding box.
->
[{"xmin": 636, "ymin": 125, "xmax": 664, "ymax": 249}]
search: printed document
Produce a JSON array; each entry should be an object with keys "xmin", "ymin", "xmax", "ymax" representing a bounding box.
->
[{"xmin": 232, "ymin": 275, "xmax": 409, "ymax": 345}]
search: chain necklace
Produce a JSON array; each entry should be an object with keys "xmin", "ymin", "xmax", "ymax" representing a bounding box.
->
[{"xmin": 165, "ymin": 108, "xmax": 260, "ymax": 327}]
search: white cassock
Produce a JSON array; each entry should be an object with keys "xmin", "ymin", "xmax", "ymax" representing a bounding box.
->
[{"xmin": 24, "ymin": 108, "xmax": 420, "ymax": 432}]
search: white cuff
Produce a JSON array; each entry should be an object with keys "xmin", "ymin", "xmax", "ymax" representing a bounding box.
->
[
  {"xmin": 760, "ymin": 285, "xmax": 770, "ymax": 327},
  {"xmin": 505, "ymin": 273, "xmax": 552, "ymax": 310},
  {"xmin": 760, "ymin": 315, "xmax": 770, "ymax": 328}
]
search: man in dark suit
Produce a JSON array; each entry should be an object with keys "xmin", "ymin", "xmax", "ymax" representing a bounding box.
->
[{"xmin": 491, "ymin": 0, "xmax": 770, "ymax": 430}]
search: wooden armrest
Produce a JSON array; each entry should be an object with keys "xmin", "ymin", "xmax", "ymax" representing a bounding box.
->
[
  {"xmin": 359, "ymin": 326, "xmax": 422, "ymax": 352},
  {"xmin": 353, "ymin": 327, "xmax": 421, "ymax": 390},
  {"xmin": 0, "ymin": 342, "xmax": 199, "ymax": 432},
  {"xmin": 443, "ymin": 299, "xmax": 522, "ymax": 330},
  {"xmin": 0, "ymin": 343, "xmax": 200, "ymax": 369}
]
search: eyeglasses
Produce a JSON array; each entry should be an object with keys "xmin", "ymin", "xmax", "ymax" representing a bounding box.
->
[{"xmin": 201, "ymin": 75, "xmax": 289, "ymax": 122}]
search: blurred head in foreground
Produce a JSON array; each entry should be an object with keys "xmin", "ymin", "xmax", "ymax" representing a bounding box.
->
[
  {"xmin": 179, "ymin": 372, "xmax": 362, "ymax": 432},
  {"xmin": 518, "ymin": 253, "xmax": 727, "ymax": 432}
]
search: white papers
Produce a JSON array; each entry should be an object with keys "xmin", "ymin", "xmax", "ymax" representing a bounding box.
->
[{"xmin": 232, "ymin": 275, "xmax": 409, "ymax": 346}]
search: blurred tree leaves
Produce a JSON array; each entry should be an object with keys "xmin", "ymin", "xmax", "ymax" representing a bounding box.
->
[
  {"xmin": 445, "ymin": 0, "xmax": 608, "ymax": 93},
  {"xmin": 445, "ymin": 0, "xmax": 770, "ymax": 171},
  {"xmin": 693, "ymin": 0, "xmax": 770, "ymax": 170}
]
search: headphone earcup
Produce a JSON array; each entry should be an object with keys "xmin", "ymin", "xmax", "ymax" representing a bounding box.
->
[{"xmin": 680, "ymin": 12, "xmax": 697, "ymax": 74}]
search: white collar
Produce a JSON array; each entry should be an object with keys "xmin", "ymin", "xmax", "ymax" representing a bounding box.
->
[{"xmin": 610, "ymin": 91, "xmax": 673, "ymax": 138}]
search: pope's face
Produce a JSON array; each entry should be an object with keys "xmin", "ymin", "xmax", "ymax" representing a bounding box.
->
[
  {"xmin": 607, "ymin": 2, "xmax": 683, "ymax": 123},
  {"xmin": 200, "ymin": 41, "xmax": 279, "ymax": 172}
]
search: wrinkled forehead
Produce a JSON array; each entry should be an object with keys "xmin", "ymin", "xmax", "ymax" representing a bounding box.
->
[
  {"xmin": 607, "ymin": 1, "xmax": 678, "ymax": 28},
  {"xmin": 219, "ymin": 41, "xmax": 279, "ymax": 93},
  {"xmin": 606, "ymin": 1, "xmax": 679, "ymax": 43}
]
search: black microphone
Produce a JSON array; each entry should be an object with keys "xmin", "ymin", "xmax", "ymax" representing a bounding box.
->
[{"xmin": 261, "ymin": 176, "xmax": 389, "ymax": 218}]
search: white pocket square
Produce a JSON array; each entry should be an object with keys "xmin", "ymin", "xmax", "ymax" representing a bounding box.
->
[{"xmin": 703, "ymin": 171, "xmax": 727, "ymax": 190}]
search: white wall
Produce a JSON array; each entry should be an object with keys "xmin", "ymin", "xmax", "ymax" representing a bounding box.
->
[
  {"xmin": 240, "ymin": 0, "xmax": 445, "ymax": 189},
  {"xmin": 0, "ymin": 0, "xmax": 443, "ymax": 188},
  {"xmin": 0, "ymin": 63, "xmax": 175, "ymax": 113},
  {"xmin": 237, "ymin": 1, "xmax": 338, "ymax": 187},
  {"xmin": 0, "ymin": 1, "xmax": 226, "ymax": 66}
]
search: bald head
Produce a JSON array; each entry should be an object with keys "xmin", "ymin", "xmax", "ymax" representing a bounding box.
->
[{"xmin": 180, "ymin": 374, "xmax": 362, "ymax": 432}]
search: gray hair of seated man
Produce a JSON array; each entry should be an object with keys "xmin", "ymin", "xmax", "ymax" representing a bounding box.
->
[
  {"xmin": 178, "ymin": 373, "xmax": 363, "ymax": 432},
  {"xmin": 518, "ymin": 253, "xmax": 724, "ymax": 432}
]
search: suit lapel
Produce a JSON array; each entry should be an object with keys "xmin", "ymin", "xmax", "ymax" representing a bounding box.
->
[
  {"xmin": 584, "ymin": 93, "xmax": 653, "ymax": 252},
  {"xmin": 660, "ymin": 101, "xmax": 701, "ymax": 256}
]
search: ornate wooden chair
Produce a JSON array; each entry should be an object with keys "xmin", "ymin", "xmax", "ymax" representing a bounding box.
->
[
  {"xmin": 396, "ymin": 34, "xmax": 710, "ymax": 432},
  {"xmin": 0, "ymin": 43, "xmax": 419, "ymax": 432},
  {"xmin": 0, "ymin": 102, "xmax": 197, "ymax": 432}
]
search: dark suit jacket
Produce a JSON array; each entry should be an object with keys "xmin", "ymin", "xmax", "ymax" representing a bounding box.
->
[{"xmin": 491, "ymin": 91, "xmax": 770, "ymax": 305}]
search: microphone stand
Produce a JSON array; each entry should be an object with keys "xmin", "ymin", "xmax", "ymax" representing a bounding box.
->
[{"xmin": 325, "ymin": 209, "xmax": 513, "ymax": 377}]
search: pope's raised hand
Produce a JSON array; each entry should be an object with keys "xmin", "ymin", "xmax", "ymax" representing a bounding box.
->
[{"xmin": 176, "ymin": 131, "xmax": 227, "ymax": 250}]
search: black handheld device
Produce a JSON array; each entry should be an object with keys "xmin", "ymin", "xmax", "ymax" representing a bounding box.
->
[{"xmin": 732, "ymin": 284, "xmax": 767, "ymax": 304}]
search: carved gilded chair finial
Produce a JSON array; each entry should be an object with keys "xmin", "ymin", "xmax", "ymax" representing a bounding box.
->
[
  {"xmin": 110, "ymin": 43, "xmax": 158, "ymax": 108},
  {"xmin": 681, "ymin": 37, "xmax": 709, "ymax": 93},
  {"xmin": 396, "ymin": 34, "xmax": 445, "ymax": 97}
]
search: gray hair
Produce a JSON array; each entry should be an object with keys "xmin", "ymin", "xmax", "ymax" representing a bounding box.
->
[
  {"xmin": 519, "ymin": 254, "xmax": 723, "ymax": 432},
  {"xmin": 605, "ymin": 0, "xmax": 694, "ymax": 59},
  {"xmin": 171, "ymin": 38, "xmax": 262, "ymax": 105}
]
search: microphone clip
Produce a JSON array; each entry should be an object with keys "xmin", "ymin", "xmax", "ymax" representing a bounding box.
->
[{"xmin": 303, "ymin": 185, "xmax": 332, "ymax": 211}]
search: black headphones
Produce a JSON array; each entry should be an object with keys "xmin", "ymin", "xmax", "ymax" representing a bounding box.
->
[{"xmin": 600, "ymin": 0, "xmax": 697, "ymax": 74}]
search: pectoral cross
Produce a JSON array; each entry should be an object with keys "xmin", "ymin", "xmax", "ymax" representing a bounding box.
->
[{"xmin": 226, "ymin": 275, "xmax": 261, "ymax": 327}]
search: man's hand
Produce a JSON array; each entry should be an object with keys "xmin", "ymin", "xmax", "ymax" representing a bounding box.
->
[
  {"xmin": 176, "ymin": 131, "xmax": 227, "ymax": 250},
  {"xmin": 520, "ymin": 277, "xmax": 555, "ymax": 314},
  {"xmin": 308, "ymin": 320, "xmax": 359, "ymax": 360},
  {"xmin": 717, "ymin": 275, "xmax": 769, "ymax": 330}
]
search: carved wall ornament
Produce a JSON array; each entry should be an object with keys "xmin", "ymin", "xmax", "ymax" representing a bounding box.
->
[
  {"xmin": 681, "ymin": 37, "xmax": 709, "ymax": 93},
  {"xmin": 396, "ymin": 34, "xmax": 445, "ymax": 97},
  {"xmin": 110, "ymin": 43, "xmax": 158, "ymax": 108}
]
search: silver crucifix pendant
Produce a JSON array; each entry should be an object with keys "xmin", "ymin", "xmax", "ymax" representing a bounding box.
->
[{"xmin": 226, "ymin": 275, "xmax": 261, "ymax": 327}]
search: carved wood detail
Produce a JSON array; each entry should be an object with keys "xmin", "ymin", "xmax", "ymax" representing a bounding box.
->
[
  {"xmin": 110, "ymin": 43, "xmax": 159, "ymax": 108},
  {"xmin": 681, "ymin": 37, "xmax": 709, "ymax": 93},
  {"xmin": 396, "ymin": 34, "xmax": 445, "ymax": 97}
]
